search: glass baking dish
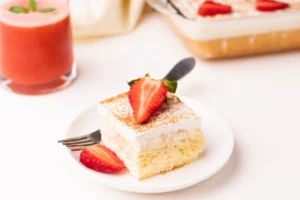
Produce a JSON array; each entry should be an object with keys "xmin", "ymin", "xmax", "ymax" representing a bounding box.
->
[{"xmin": 146, "ymin": 0, "xmax": 300, "ymax": 59}]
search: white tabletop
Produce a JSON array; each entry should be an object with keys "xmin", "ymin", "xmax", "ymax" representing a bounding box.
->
[{"xmin": 1, "ymin": 13, "xmax": 300, "ymax": 200}]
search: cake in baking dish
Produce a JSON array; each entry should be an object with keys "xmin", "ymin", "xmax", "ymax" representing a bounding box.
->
[
  {"xmin": 98, "ymin": 76, "xmax": 204, "ymax": 180},
  {"xmin": 147, "ymin": 0, "xmax": 300, "ymax": 59}
]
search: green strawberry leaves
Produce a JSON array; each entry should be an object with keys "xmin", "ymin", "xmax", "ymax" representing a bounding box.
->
[
  {"xmin": 128, "ymin": 79, "xmax": 139, "ymax": 87},
  {"xmin": 127, "ymin": 73, "xmax": 178, "ymax": 94},
  {"xmin": 163, "ymin": 79, "xmax": 177, "ymax": 93}
]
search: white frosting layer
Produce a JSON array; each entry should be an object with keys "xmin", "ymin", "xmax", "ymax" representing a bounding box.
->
[
  {"xmin": 98, "ymin": 93, "xmax": 202, "ymax": 148},
  {"xmin": 147, "ymin": 0, "xmax": 300, "ymax": 40},
  {"xmin": 98, "ymin": 104, "xmax": 202, "ymax": 148},
  {"xmin": 171, "ymin": 11, "xmax": 300, "ymax": 41}
]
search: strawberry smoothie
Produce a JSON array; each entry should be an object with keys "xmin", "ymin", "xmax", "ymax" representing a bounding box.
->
[{"xmin": 0, "ymin": 0, "xmax": 76, "ymax": 94}]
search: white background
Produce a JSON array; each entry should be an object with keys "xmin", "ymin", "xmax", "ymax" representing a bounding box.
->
[{"xmin": 1, "ymin": 12, "xmax": 300, "ymax": 199}]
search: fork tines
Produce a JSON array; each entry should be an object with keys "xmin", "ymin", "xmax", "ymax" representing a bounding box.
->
[
  {"xmin": 58, "ymin": 136, "xmax": 97, "ymax": 148},
  {"xmin": 58, "ymin": 130, "xmax": 101, "ymax": 150}
]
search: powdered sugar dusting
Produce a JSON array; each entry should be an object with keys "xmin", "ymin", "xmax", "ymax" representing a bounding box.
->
[{"xmin": 99, "ymin": 92, "xmax": 199, "ymax": 133}]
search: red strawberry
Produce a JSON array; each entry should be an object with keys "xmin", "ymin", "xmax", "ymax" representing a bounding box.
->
[
  {"xmin": 128, "ymin": 77, "xmax": 168, "ymax": 124},
  {"xmin": 198, "ymin": 1, "xmax": 232, "ymax": 16},
  {"xmin": 256, "ymin": 0, "xmax": 289, "ymax": 12},
  {"xmin": 80, "ymin": 145, "xmax": 125, "ymax": 173}
]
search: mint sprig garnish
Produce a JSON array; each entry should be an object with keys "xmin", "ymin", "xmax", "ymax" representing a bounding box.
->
[
  {"xmin": 9, "ymin": 0, "xmax": 55, "ymax": 14},
  {"xmin": 28, "ymin": 0, "xmax": 37, "ymax": 11},
  {"xmin": 9, "ymin": 6, "xmax": 28, "ymax": 14},
  {"xmin": 38, "ymin": 8, "xmax": 56, "ymax": 13}
]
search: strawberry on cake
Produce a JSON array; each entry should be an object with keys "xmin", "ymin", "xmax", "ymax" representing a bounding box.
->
[
  {"xmin": 90, "ymin": 74, "xmax": 205, "ymax": 180},
  {"xmin": 147, "ymin": 0, "xmax": 300, "ymax": 59}
]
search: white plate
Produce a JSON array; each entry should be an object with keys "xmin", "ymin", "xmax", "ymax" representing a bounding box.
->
[{"xmin": 66, "ymin": 96, "xmax": 234, "ymax": 193}]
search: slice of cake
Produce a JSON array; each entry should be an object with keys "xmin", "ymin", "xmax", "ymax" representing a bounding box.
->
[{"xmin": 98, "ymin": 75, "xmax": 204, "ymax": 180}]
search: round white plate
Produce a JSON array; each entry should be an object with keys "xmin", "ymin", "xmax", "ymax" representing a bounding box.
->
[{"xmin": 66, "ymin": 96, "xmax": 234, "ymax": 193}]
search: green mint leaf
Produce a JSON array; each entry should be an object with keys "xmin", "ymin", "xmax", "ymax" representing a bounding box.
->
[
  {"xmin": 28, "ymin": 0, "xmax": 37, "ymax": 11},
  {"xmin": 38, "ymin": 8, "xmax": 56, "ymax": 13},
  {"xmin": 163, "ymin": 79, "xmax": 178, "ymax": 93},
  {"xmin": 9, "ymin": 6, "xmax": 28, "ymax": 14}
]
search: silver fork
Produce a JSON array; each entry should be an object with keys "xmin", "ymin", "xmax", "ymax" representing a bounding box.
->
[{"xmin": 58, "ymin": 130, "xmax": 101, "ymax": 150}]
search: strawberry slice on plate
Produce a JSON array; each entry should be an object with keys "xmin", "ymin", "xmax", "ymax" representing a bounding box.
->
[
  {"xmin": 80, "ymin": 145, "xmax": 125, "ymax": 173},
  {"xmin": 128, "ymin": 77, "xmax": 168, "ymax": 124},
  {"xmin": 256, "ymin": 0, "xmax": 289, "ymax": 12},
  {"xmin": 198, "ymin": 0, "xmax": 232, "ymax": 16}
]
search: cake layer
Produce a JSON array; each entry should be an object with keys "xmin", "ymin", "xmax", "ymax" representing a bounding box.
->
[
  {"xmin": 168, "ymin": 18, "xmax": 300, "ymax": 58},
  {"xmin": 100, "ymin": 119, "xmax": 205, "ymax": 180},
  {"xmin": 99, "ymin": 115, "xmax": 139, "ymax": 177},
  {"xmin": 98, "ymin": 93, "xmax": 201, "ymax": 146},
  {"xmin": 136, "ymin": 129, "xmax": 204, "ymax": 180}
]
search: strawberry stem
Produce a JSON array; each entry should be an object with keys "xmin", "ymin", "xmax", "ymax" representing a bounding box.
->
[{"xmin": 128, "ymin": 75, "xmax": 178, "ymax": 94}]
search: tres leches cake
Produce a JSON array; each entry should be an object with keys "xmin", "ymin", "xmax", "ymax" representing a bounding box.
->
[
  {"xmin": 147, "ymin": 0, "xmax": 300, "ymax": 59},
  {"xmin": 79, "ymin": 74, "xmax": 204, "ymax": 180}
]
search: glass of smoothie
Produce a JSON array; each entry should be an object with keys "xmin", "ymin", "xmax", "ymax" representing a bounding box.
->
[{"xmin": 0, "ymin": 0, "xmax": 76, "ymax": 95}]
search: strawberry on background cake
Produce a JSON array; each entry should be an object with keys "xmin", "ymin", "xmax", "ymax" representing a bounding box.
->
[{"xmin": 147, "ymin": 0, "xmax": 300, "ymax": 59}]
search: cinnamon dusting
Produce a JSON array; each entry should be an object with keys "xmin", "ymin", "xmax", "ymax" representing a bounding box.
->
[{"xmin": 99, "ymin": 92, "xmax": 199, "ymax": 134}]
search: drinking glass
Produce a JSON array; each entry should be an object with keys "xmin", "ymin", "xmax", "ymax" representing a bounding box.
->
[{"xmin": 0, "ymin": 0, "xmax": 76, "ymax": 95}]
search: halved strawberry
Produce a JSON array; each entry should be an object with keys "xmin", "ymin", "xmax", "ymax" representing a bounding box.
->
[
  {"xmin": 256, "ymin": 0, "xmax": 289, "ymax": 12},
  {"xmin": 128, "ymin": 77, "xmax": 168, "ymax": 124},
  {"xmin": 80, "ymin": 145, "xmax": 125, "ymax": 173},
  {"xmin": 198, "ymin": 1, "xmax": 232, "ymax": 16}
]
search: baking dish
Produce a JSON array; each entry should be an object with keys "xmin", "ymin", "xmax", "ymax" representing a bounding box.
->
[{"xmin": 147, "ymin": 0, "xmax": 300, "ymax": 59}]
